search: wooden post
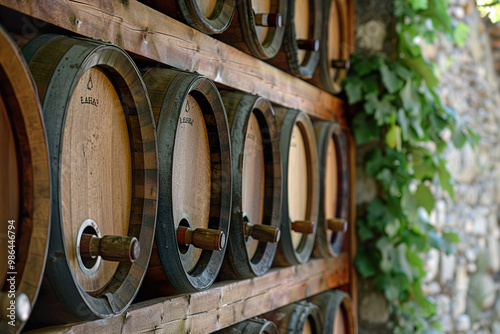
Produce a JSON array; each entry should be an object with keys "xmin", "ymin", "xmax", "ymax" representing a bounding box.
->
[{"xmin": 80, "ymin": 234, "xmax": 140, "ymax": 262}]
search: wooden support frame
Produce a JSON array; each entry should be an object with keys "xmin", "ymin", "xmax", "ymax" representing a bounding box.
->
[
  {"xmin": 0, "ymin": 0, "xmax": 345, "ymax": 125},
  {"xmin": 26, "ymin": 254, "xmax": 349, "ymax": 333}
]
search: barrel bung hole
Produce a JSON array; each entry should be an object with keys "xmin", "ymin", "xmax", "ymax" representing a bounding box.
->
[
  {"xmin": 77, "ymin": 221, "xmax": 101, "ymax": 272},
  {"xmin": 178, "ymin": 218, "xmax": 191, "ymax": 254}
]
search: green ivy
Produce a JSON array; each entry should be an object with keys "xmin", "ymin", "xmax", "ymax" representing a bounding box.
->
[{"xmin": 344, "ymin": 0, "xmax": 478, "ymax": 332}]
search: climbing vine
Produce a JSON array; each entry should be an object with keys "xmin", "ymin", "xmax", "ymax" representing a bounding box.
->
[{"xmin": 344, "ymin": 0, "xmax": 477, "ymax": 332}]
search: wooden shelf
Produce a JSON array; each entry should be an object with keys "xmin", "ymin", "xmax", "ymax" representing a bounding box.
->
[
  {"xmin": 0, "ymin": 0, "xmax": 346, "ymax": 125},
  {"xmin": 26, "ymin": 253, "xmax": 349, "ymax": 333}
]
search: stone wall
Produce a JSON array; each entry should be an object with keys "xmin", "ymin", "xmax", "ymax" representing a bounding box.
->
[
  {"xmin": 354, "ymin": 1, "xmax": 500, "ymax": 333},
  {"xmin": 421, "ymin": 1, "xmax": 500, "ymax": 332}
]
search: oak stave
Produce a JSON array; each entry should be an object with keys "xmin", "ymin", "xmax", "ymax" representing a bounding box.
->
[
  {"xmin": 142, "ymin": 68, "xmax": 231, "ymax": 294},
  {"xmin": 313, "ymin": 121, "xmax": 350, "ymax": 258},
  {"xmin": 218, "ymin": 91, "xmax": 281, "ymax": 279},
  {"xmin": 308, "ymin": 0, "xmax": 352, "ymax": 93},
  {"xmin": 216, "ymin": 0, "xmax": 288, "ymax": 59},
  {"xmin": 141, "ymin": 0, "xmax": 236, "ymax": 34},
  {"xmin": 214, "ymin": 317, "xmax": 279, "ymax": 334},
  {"xmin": 308, "ymin": 290, "xmax": 357, "ymax": 334},
  {"xmin": 0, "ymin": 26, "xmax": 50, "ymax": 334},
  {"xmin": 273, "ymin": 107, "xmax": 319, "ymax": 267},
  {"xmin": 262, "ymin": 300, "xmax": 323, "ymax": 333},
  {"xmin": 22, "ymin": 35, "xmax": 157, "ymax": 325}
]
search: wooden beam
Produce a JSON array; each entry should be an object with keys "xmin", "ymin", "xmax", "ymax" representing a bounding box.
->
[
  {"xmin": 26, "ymin": 253, "xmax": 349, "ymax": 334},
  {"xmin": 0, "ymin": 0, "xmax": 346, "ymax": 125}
]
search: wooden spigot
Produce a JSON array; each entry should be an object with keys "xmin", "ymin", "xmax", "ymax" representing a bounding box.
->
[
  {"xmin": 244, "ymin": 221, "xmax": 281, "ymax": 243},
  {"xmin": 327, "ymin": 218, "xmax": 348, "ymax": 232},
  {"xmin": 80, "ymin": 234, "xmax": 140, "ymax": 263},
  {"xmin": 177, "ymin": 226, "xmax": 225, "ymax": 251},
  {"xmin": 291, "ymin": 220, "xmax": 316, "ymax": 234},
  {"xmin": 297, "ymin": 39, "xmax": 319, "ymax": 52},
  {"xmin": 331, "ymin": 59, "xmax": 350, "ymax": 70},
  {"xmin": 0, "ymin": 291, "xmax": 31, "ymax": 322},
  {"xmin": 255, "ymin": 13, "xmax": 282, "ymax": 27}
]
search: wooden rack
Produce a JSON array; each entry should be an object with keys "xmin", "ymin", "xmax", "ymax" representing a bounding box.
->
[{"xmin": 0, "ymin": 0, "xmax": 357, "ymax": 332}]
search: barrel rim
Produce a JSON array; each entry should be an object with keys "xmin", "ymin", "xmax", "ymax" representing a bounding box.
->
[
  {"xmin": 308, "ymin": 290, "xmax": 357, "ymax": 334},
  {"xmin": 220, "ymin": 91, "xmax": 281, "ymax": 278},
  {"xmin": 274, "ymin": 107, "xmax": 319, "ymax": 266},
  {"xmin": 318, "ymin": 0, "xmax": 351, "ymax": 93},
  {"xmin": 0, "ymin": 25, "xmax": 51, "ymax": 333},
  {"xmin": 23, "ymin": 35, "xmax": 158, "ymax": 321},
  {"xmin": 312, "ymin": 120, "xmax": 349, "ymax": 258},
  {"xmin": 178, "ymin": 0, "xmax": 236, "ymax": 34},
  {"xmin": 237, "ymin": 0, "xmax": 288, "ymax": 59},
  {"xmin": 283, "ymin": 0, "xmax": 322, "ymax": 79},
  {"xmin": 148, "ymin": 68, "xmax": 232, "ymax": 293}
]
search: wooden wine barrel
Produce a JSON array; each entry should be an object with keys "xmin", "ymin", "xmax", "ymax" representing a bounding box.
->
[
  {"xmin": 268, "ymin": 0, "xmax": 322, "ymax": 78},
  {"xmin": 308, "ymin": 291, "xmax": 357, "ymax": 334},
  {"xmin": 218, "ymin": 92, "xmax": 281, "ymax": 279},
  {"xmin": 312, "ymin": 121, "xmax": 349, "ymax": 258},
  {"xmin": 0, "ymin": 26, "xmax": 50, "ymax": 334},
  {"xmin": 142, "ymin": 68, "xmax": 231, "ymax": 294},
  {"xmin": 141, "ymin": 0, "xmax": 235, "ymax": 34},
  {"xmin": 215, "ymin": 317, "xmax": 279, "ymax": 333},
  {"xmin": 216, "ymin": 0, "xmax": 288, "ymax": 59},
  {"xmin": 22, "ymin": 35, "xmax": 158, "ymax": 325},
  {"xmin": 273, "ymin": 107, "xmax": 319, "ymax": 266},
  {"xmin": 262, "ymin": 301, "xmax": 323, "ymax": 333},
  {"xmin": 309, "ymin": 0, "xmax": 351, "ymax": 93}
]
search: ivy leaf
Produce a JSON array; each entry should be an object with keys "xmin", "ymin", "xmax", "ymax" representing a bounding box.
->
[
  {"xmin": 386, "ymin": 124, "xmax": 402, "ymax": 151},
  {"xmin": 365, "ymin": 93, "xmax": 397, "ymax": 126},
  {"xmin": 396, "ymin": 243, "xmax": 414, "ymax": 280},
  {"xmin": 358, "ymin": 221, "xmax": 375, "ymax": 241},
  {"xmin": 436, "ymin": 158, "xmax": 454, "ymax": 199},
  {"xmin": 380, "ymin": 62, "xmax": 404, "ymax": 93},
  {"xmin": 402, "ymin": 56, "xmax": 438, "ymax": 90},
  {"xmin": 365, "ymin": 148, "xmax": 385, "ymax": 176},
  {"xmin": 400, "ymin": 80, "xmax": 421, "ymax": 115},
  {"xmin": 442, "ymin": 231, "xmax": 460, "ymax": 244},
  {"xmin": 385, "ymin": 218, "xmax": 401, "ymax": 237},
  {"xmin": 352, "ymin": 113, "xmax": 380, "ymax": 145},
  {"xmin": 453, "ymin": 22, "xmax": 469, "ymax": 47},
  {"xmin": 412, "ymin": 146, "xmax": 435, "ymax": 180},
  {"xmin": 413, "ymin": 282, "xmax": 437, "ymax": 318},
  {"xmin": 451, "ymin": 123, "xmax": 467, "ymax": 148},
  {"xmin": 355, "ymin": 251, "xmax": 377, "ymax": 278},
  {"xmin": 344, "ymin": 76, "xmax": 363, "ymax": 104},
  {"xmin": 397, "ymin": 108, "xmax": 410, "ymax": 141},
  {"xmin": 415, "ymin": 183, "xmax": 435, "ymax": 214},
  {"xmin": 409, "ymin": 0, "xmax": 428, "ymax": 11},
  {"xmin": 362, "ymin": 74, "xmax": 380, "ymax": 95}
]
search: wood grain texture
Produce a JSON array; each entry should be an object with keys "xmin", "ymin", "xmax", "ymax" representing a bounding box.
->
[
  {"xmin": 61, "ymin": 67, "xmax": 131, "ymax": 294},
  {"xmin": 172, "ymin": 95, "xmax": 211, "ymax": 273},
  {"xmin": 25, "ymin": 253, "xmax": 349, "ymax": 334},
  {"xmin": 0, "ymin": 0, "xmax": 344, "ymax": 125}
]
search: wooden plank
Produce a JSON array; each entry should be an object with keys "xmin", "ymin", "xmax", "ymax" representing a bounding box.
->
[
  {"xmin": 0, "ymin": 0, "xmax": 346, "ymax": 125},
  {"xmin": 25, "ymin": 253, "xmax": 349, "ymax": 334}
]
